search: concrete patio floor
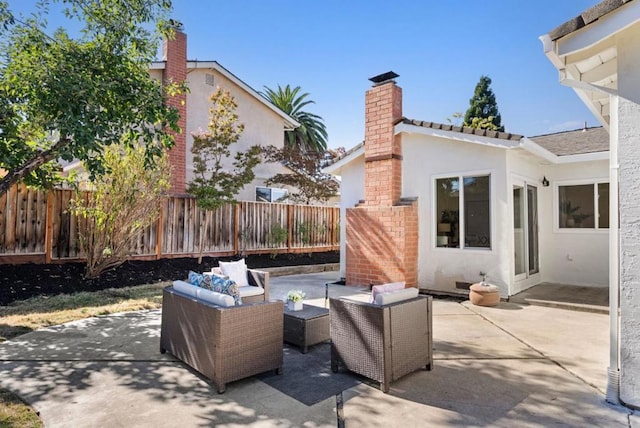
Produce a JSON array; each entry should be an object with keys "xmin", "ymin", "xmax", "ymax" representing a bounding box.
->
[{"xmin": 0, "ymin": 271, "xmax": 636, "ymax": 427}]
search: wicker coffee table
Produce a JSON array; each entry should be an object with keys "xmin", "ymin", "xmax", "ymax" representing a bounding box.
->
[{"xmin": 283, "ymin": 304, "xmax": 330, "ymax": 353}]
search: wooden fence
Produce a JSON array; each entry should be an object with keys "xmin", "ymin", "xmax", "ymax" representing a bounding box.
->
[{"xmin": 0, "ymin": 184, "xmax": 340, "ymax": 264}]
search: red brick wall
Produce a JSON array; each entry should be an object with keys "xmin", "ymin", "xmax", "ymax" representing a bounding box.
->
[
  {"xmin": 346, "ymin": 202, "xmax": 418, "ymax": 286},
  {"xmin": 364, "ymin": 82, "xmax": 402, "ymax": 206},
  {"xmin": 163, "ymin": 30, "xmax": 187, "ymax": 195},
  {"xmin": 345, "ymin": 76, "xmax": 419, "ymax": 287}
]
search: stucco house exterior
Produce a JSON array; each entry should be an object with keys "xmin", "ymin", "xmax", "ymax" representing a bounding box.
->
[
  {"xmin": 540, "ymin": 0, "xmax": 640, "ymax": 410},
  {"xmin": 326, "ymin": 73, "xmax": 610, "ymax": 300},
  {"xmin": 149, "ymin": 27, "xmax": 301, "ymax": 201}
]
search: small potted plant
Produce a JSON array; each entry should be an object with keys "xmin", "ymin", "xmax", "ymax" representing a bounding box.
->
[{"xmin": 286, "ymin": 290, "xmax": 305, "ymax": 311}]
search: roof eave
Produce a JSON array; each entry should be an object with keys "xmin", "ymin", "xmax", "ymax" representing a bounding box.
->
[
  {"xmin": 323, "ymin": 144, "xmax": 364, "ymax": 175},
  {"xmin": 149, "ymin": 60, "xmax": 300, "ymax": 130},
  {"xmin": 394, "ymin": 122, "xmax": 524, "ymax": 149}
]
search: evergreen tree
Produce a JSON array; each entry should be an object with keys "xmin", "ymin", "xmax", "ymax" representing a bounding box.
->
[{"xmin": 463, "ymin": 76, "xmax": 504, "ymax": 132}]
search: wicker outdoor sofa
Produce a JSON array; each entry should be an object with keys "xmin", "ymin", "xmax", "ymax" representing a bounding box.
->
[
  {"xmin": 330, "ymin": 294, "xmax": 433, "ymax": 393},
  {"xmin": 160, "ymin": 285, "xmax": 284, "ymax": 393}
]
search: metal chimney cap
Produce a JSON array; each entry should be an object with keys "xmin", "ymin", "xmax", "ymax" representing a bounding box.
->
[{"xmin": 369, "ymin": 71, "xmax": 399, "ymax": 85}]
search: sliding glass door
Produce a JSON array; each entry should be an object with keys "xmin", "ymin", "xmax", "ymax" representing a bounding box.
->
[{"xmin": 513, "ymin": 182, "xmax": 539, "ymax": 283}]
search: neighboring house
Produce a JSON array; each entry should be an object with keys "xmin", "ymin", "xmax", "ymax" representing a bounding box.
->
[
  {"xmin": 325, "ymin": 72, "xmax": 610, "ymax": 299},
  {"xmin": 149, "ymin": 26, "xmax": 301, "ymax": 202},
  {"xmin": 540, "ymin": 0, "xmax": 640, "ymax": 409}
]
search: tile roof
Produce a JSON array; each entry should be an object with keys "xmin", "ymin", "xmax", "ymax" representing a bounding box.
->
[
  {"xmin": 399, "ymin": 118, "xmax": 523, "ymax": 141},
  {"xmin": 529, "ymin": 126, "xmax": 609, "ymax": 156},
  {"xmin": 548, "ymin": 0, "xmax": 634, "ymax": 41}
]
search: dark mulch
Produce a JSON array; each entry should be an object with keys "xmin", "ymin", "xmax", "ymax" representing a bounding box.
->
[{"xmin": 0, "ymin": 251, "xmax": 339, "ymax": 306}]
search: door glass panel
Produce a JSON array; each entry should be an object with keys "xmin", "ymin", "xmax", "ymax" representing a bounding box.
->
[
  {"xmin": 527, "ymin": 185, "xmax": 539, "ymax": 275},
  {"xmin": 513, "ymin": 186, "xmax": 526, "ymax": 276}
]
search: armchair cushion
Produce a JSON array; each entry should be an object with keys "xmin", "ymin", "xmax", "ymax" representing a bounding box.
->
[
  {"xmin": 219, "ymin": 259, "xmax": 249, "ymax": 287},
  {"xmin": 371, "ymin": 282, "xmax": 405, "ymax": 303},
  {"xmin": 374, "ymin": 287, "xmax": 418, "ymax": 305}
]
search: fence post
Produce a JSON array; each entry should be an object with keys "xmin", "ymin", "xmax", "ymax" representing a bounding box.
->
[
  {"xmin": 287, "ymin": 204, "xmax": 293, "ymax": 253},
  {"xmin": 156, "ymin": 199, "xmax": 164, "ymax": 260},
  {"xmin": 44, "ymin": 191, "xmax": 54, "ymax": 263},
  {"xmin": 233, "ymin": 203, "xmax": 240, "ymax": 255}
]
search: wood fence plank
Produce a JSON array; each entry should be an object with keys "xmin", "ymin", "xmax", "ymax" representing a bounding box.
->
[{"xmin": 1, "ymin": 188, "xmax": 340, "ymax": 263}]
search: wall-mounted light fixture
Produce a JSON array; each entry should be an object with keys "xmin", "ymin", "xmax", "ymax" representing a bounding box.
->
[{"xmin": 542, "ymin": 176, "xmax": 550, "ymax": 187}]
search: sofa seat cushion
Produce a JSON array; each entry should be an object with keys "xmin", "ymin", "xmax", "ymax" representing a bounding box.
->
[
  {"xmin": 238, "ymin": 285, "xmax": 265, "ymax": 298},
  {"xmin": 374, "ymin": 287, "xmax": 419, "ymax": 305}
]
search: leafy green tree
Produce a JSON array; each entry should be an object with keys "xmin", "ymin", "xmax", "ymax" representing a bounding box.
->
[
  {"xmin": 0, "ymin": 0, "xmax": 182, "ymax": 195},
  {"xmin": 69, "ymin": 144, "xmax": 171, "ymax": 279},
  {"xmin": 463, "ymin": 75, "xmax": 504, "ymax": 132},
  {"xmin": 262, "ymin": 145, "xmax": 339, "ymax": 205},
  {"xmin": 261, "ymin": 84, "xmax": 328, "ymax": 153},
  {"xmin": 187, "ymin": 87, "xmax": 261, "ymax": 262}
]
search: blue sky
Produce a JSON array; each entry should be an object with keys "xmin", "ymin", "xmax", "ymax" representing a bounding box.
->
[{"xmin": 11, "ymin": 0, "xmax": 602, "ymax": 149}]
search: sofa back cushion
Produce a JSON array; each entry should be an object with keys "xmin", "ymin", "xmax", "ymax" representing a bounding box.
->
[
  {"xmin": 374, "ymin": 287, "xmax": 419, "ymax": 305},
  {"xmin": 196, "ymin": 287, "xmax": 235, "ymax": 307},
  {"xmin": 172, "ymin": 280, "xmax": 236, "ymax": 307},
  {"xmin": 172, "ymin": 280, "xmax": 199, "ymax": 298},
  {"xmin": 371, "ymin": 282, "xmax": 405, "ymax": 303}
]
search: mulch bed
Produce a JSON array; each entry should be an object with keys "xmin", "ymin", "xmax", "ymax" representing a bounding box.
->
[{"xmin": 0, "ymin": 252, "xmax": 339, "ymax": 305}]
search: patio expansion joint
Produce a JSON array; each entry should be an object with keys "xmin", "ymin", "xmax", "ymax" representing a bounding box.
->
[
  {"xmin": 466, "ymin": 305, "xmax": 607, "ymax": 395},
  {"xmin": 0, "ymin": 358, "xmax": 179, "ymax": 363},
  {"xmin": 434, "ymin": 356, "xmax": 546, "ymax": 361}
]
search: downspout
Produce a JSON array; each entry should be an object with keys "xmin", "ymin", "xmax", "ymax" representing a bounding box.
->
[
  {"xmin": 540, "ymin": 33, "xmax": 621, "ymax": 402},
  {"xmin": 606, "ymin": 95, "xmax": 620, "ymax": 404}
]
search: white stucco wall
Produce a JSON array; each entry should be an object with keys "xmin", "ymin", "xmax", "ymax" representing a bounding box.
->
[
  {"xmin": 542, "ymin": 160, "xmax": 609, "ymax": 287},
  {"xmin": 334, "ymin": 131, "xmax": 610, "ymax": 296},
  {"xmin": 185, "ymin": 68, "xmax": 290, "ymax": 201},
  {"xmin": 336, "ymin": 157, "xmax": 365, "ymax": 278},
  {"xmin": 401, "ymin": 133, "xmax": 512, "ymax": 296},
  {"xmin": 615, "ymin": 23, "xmax": 640, "ymax": 409}
]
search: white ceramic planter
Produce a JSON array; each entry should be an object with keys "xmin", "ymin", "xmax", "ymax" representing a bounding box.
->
[{"xmin": 287, "ymin": 300, "xmax": 303, "ymax": 311}]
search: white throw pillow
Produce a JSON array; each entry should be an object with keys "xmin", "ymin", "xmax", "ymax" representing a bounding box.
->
[
  {"xmin": 218, "ymin": 259, "xmax": 248, "ymax": 287},
  {"xmin": 374, "ymin": 287, "xmax": 419, "ymax": 305}
]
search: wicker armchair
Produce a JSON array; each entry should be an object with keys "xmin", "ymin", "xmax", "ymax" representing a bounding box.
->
[
  {"xmin": 160, "ymin": 286, "xmax": 283, "ymax": 393},
  {"xmin": 330, "ymin": 295, "xmax": 433, "ymax": 393}
]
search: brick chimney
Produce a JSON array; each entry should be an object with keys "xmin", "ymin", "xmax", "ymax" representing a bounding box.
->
[
  {"xmin": 364, "ymin": 71, "xmax": 403, "ymax": 206},
  {"xmin": 162, "ymin": 22, "xmax": 187, "ymax": 194},
  {"xmin": 345, "ymin": 72, "xmax": 418, "ymax": 287}
]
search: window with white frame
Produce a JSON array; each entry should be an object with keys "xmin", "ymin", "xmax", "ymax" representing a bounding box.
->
[
  {"xmin": 435, "ymin": 175, "xmax": 491, "ymax": 249},
  {"xmin": 256, "ymin": 186, "xmax": 288, "ymax": 203},
  {"xmin": 558, "ymin": 182, "xmax": 609, "ymax": 229}
]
